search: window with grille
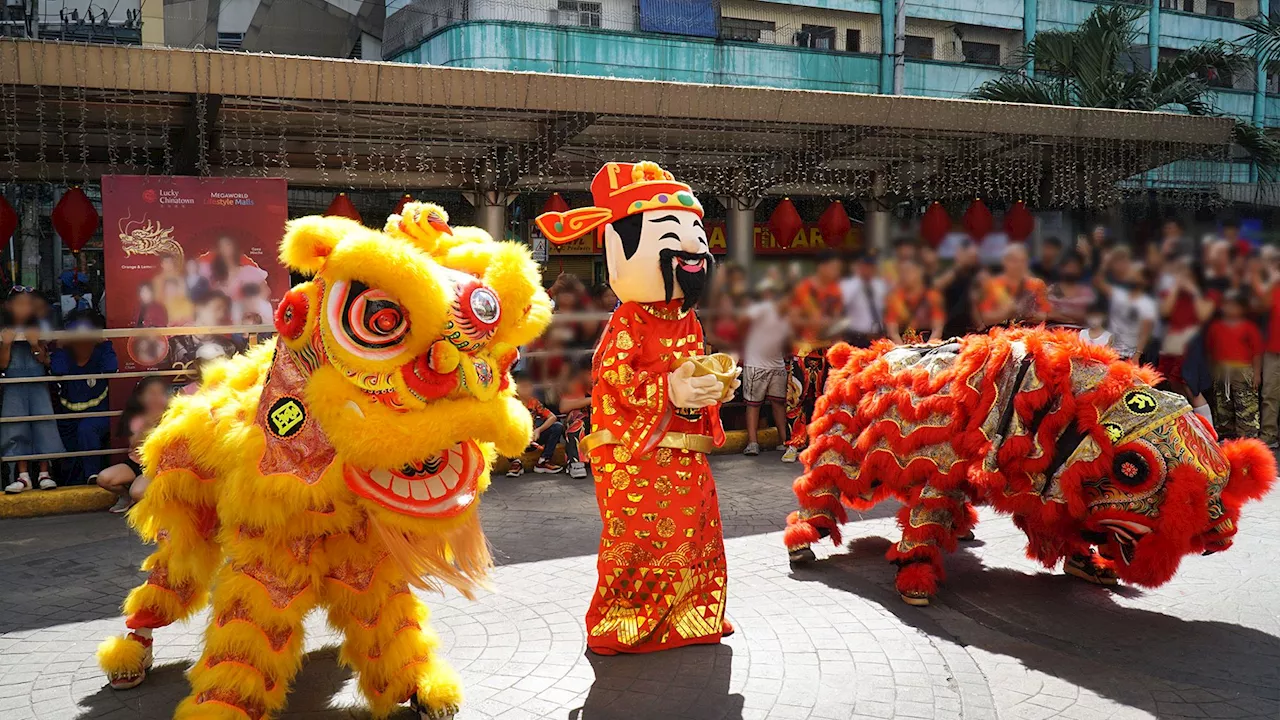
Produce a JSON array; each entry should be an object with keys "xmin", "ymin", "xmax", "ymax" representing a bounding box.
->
[
  {"xmin": 217, "ymin": 32, "xmax": 244, "ymax": 50},
  {"xmin": 1206, "ymin": 0, "xmax": 1235, "ymax": 17},
  {"xmin": 797, "ymin": 24, "xmax": 836, "ymax": 50},
  {"xmin": 845, "ymin": 28, "xmax": 861, "ymax": 53},
  {"xmin": 962, "ymin": 41, "xmax": 1001, "ymax": 66},
  {"xmin": 557, "ymin": 0, "xmax": 602, "ymax": 28},
  {"xmin": 721, "ymin": 17, "xmax": 774, "ymax": 43},
  {"xmin": 904, "ymin": 35, "xmax": 934, "ymax": 60}
]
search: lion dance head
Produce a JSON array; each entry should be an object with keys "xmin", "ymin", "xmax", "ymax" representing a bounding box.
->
[{"xmin": 271, "ymin": 203, "xmax": 550, "ymax": 550}]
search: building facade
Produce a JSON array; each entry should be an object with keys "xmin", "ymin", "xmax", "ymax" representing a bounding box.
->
[
  {"xmin": 384, "ymin": 0, "xmax": 1277, "ymax": 136},
  {"xmin": 2, "ymin": 0, "xmax": 383, "ymax": 58}
]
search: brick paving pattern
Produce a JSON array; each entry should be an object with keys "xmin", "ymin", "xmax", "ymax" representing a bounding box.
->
[{"xmin": 0, "ymin": 453, "xmax": 1277, "ymax": 719}]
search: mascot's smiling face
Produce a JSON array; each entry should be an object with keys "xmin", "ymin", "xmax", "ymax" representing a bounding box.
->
[
  {"xmin": 274, "ymin": 203, "xmax": 551, "ymax": 520},
  {"xmin": 604, "ymin": 208, "xmax": 713, "ymax": 309}
]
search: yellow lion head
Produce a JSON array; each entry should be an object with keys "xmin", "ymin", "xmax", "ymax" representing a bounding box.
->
[{"xmin": 273, "ymin": 202, "xmax": 551, "ymax": 521}]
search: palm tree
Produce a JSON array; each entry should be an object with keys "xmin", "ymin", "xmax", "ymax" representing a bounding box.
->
[{"xmin": 971, "ymin": 4, "xmax": 1280, "ymax": 180}]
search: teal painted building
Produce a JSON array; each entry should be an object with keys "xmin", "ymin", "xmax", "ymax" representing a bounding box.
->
[{"xmin": 385, "ymin": 0, "xmax": 1272, "ymax": 127}]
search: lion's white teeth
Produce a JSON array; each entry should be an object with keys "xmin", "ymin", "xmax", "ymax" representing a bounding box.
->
[
  {"xmin": 346, "ymin": 401, "xmax": 364, "ymax": 418},
  {"xmin": 427, "ymin": 477, "xmax": 447, "ymax": 499},
  {"xmin": 410, "ymin": 481, "xmax": 429, "ymax": 500},
  {"xmin": 369, "ymin": 468, "xmax": 392, "ymax": 488},
  {"xmin": 392, "ymin": 478, "xmax": 411, "ymax": 497}
]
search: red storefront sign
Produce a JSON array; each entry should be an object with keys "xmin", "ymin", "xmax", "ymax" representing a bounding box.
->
[{"xmin": 546, "ymin": 221, "xmax": 862, "ymax": 256}]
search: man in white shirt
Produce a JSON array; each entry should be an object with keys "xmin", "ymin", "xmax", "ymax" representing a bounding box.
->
[
  {"xmin": 742, "ymin": 280, "xmax": 791, "ymax": 456},
  {"xmin": 839, "ymin": 253, "xmax": 889, "ymax": 347}
]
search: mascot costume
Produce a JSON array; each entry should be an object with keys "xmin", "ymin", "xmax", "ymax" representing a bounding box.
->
[
  {"xmin": 785, "ymin": 329, "xmax": 1276, "ymax": 606},
  {"xmin": 96, "ymin": 203, "xmax": 552, "ymax": 719},
  {"xmin": 535, "ymin": 161, "xmax": 740, "ymax": 655}
]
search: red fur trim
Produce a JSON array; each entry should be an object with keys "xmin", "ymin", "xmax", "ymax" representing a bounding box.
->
[
  {"xmin": 1220, "ymin": 439, "xmax": 1277, "ymax": 507},
  {"xmin": 894, "ymin": 560, "xmax": 941, "ymax": 596}
]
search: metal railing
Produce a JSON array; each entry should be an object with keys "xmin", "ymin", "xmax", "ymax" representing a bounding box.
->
[{"xmin": 0, "ymin": 324, "xmax": 274, "ymax": 464}]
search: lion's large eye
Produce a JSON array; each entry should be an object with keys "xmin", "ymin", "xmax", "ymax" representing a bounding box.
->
[{"xmin": 327, "ymin": 279, "xmax": 409, "ymax": 361}]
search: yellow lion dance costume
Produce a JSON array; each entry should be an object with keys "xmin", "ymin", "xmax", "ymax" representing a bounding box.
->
[{"xmin": 96, "ymin": 203, "xmax": 552, "ymax": 720}]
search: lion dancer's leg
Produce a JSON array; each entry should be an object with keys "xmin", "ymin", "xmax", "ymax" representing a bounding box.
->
[
  {"xmin": 323, "ymin": 528, "xmax": 462, "ymax": 720},
  {"xmin": 98, "ymin": 462, "xmax": 220, "ymax": 690},
  {"xmin": 175, "ymin": 538, "xmax": 319, "ymax": 720},
  {"xmin": 886, "ymin": 484, "xmax": 975, "ymax": 606}
]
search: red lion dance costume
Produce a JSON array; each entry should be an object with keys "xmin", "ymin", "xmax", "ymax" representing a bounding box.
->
[{"xmin": 785, "ymin": 328, "xmax": 1276, "ymax": 606}]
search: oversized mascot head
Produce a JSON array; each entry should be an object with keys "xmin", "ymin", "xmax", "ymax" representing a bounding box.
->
[
  {"xmin": 273, "ymin": 203, "xmax": 551, "ymax": 526},
  {"xmin": 535, "ymin": 161, "xmax": 713, "ymax": 309},
  {"xmin": 1050, "ymin": 374, "xmax": 1275, "ymax": 587}
]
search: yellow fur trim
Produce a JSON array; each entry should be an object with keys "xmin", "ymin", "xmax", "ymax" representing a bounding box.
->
[{"xmin": 97, "ymin": 634, "xmax": 148, "ymax": 677}]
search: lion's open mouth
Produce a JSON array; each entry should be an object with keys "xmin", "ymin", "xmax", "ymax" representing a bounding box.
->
[
  {"xmin": 344, "ymin": 440, "xmax": 483, "ymax": 518},
  {"xmin": 1098, "ymin": 518, "xmax": 1151, "ymax": 565}
]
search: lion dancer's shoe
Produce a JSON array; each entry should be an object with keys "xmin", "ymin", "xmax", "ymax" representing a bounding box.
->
[
  {"xmin": 97, "ymin": 627, "xmax": 154, "ymax": 690},
  {"xmin": 1064, "ymin": 549, "xmax": 1119, "ymax": 586}
]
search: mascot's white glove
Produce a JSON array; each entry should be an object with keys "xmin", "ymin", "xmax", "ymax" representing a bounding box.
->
[{"xmin": 668, "ymin": 361, "xmax": 732, "ymax": 409}]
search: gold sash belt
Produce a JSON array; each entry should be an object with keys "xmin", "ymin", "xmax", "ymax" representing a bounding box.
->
[{"xmin": 580, "ymin": 429, "xmax": 716, "ymax": 456}]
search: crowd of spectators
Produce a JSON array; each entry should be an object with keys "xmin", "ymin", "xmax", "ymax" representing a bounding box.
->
[
  {"xmin": 4, "ymin": 216, "xmax": 1279, "ymax": 490},
  {"xmin": 516, "ymin": 216, "xmax": 1280, "ymax": 477}
]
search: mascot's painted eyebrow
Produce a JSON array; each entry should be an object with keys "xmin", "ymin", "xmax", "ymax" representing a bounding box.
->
[{"xmin": 651, "ymin": 214, "xmax": 681, "ymax": 223}]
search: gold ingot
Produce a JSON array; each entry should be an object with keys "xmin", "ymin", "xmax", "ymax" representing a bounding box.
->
[{"xmin": 675, "ymin": 353, "xmax": 738, "ymax": 402}]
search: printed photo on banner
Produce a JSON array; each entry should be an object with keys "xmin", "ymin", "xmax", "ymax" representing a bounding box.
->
[{"xmin": 101, "ymin": 176, "xmax": 289, "ymax": 374}]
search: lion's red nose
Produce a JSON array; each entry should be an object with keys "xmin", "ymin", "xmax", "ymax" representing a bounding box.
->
[{"xmin": 401, "ymin": 350, "xmax": 458, "ymax": 402}]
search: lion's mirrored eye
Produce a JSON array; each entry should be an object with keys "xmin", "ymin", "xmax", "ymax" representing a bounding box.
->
[{"xmin": 327, "ymin": 279, "xmax": 410, "ymax": 361}]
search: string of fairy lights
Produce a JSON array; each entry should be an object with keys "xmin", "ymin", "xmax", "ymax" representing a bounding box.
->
[{"xmin": 0, "ymin": 39, "xmax": 1236, "ymax": 219}]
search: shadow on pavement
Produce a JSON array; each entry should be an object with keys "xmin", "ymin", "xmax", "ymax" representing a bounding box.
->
[
  {"xmin": 571, "ymin": 645, "xmax": 744, "ymax": 720},
  {"xmin": 792, "ymin": 535, "xmax": 1280, "ymax": 714},
  {"xmin": 73, "ymin": 648, "xmax": 422, "ymax": 719}
]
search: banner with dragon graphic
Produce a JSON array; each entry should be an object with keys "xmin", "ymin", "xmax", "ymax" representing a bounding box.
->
[{"xmin": 102, "ymin": 176, "xmax": 289, "ymax": 376}]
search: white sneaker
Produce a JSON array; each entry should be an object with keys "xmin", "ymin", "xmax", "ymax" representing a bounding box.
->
[
  {"xmin": 108, "ymin": 496, "xmax": 134, "ymax": 514},
  {"xmin": 4, "ymin": 474, "xmax": 32, "ymax": 494},
  {"xmin": 743, "ymin": 442, "xmax": 760, "ymax": 456},
  {"xmin": 568, "ymin": 461, "xmax": 588, "ymax": 479},
  {"xmin": 781, "ymin": 447, "xmax": 799, "ymax": 463},
  {"xmin": 506, "ymin": 459, "xmax": 524, "ymax": 477},
  {"xmin": 38, "ymin": 473, "xmax": 56, "ymax": 490}
]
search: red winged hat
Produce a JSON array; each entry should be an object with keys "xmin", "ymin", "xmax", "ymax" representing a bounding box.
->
[{"xmin": 534, "ymin": 161, "xmax": 704, "ymax": 245}]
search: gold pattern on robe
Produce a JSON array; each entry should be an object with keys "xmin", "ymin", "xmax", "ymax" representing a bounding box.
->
[
  {"xmin": 608, "ymin": 517, "xmax": 627, "ymax": 537},
  {"xmin": 657, "ymin": 517, "xmax": 677, "ymax": 538},
  {"xmin": 655, "ymin": 448, "xmax": 674, "ymax": 466},
  {"xmin": 610, "ymin": 470, "xmax": 631, "ymax": 490},
  {"xmin": 615, "ymin": 331, "xmax": 635, "ymax": 350},
  {"xmin": 654, "ymin": 477, "xmax": 673, "ymax": 495},
  {"xmin": 613, "ymin": 446, "xmax": 632, "ymax": 463},
  {"xmin": 618, "ymin": 365, "xmax": 635, "ymax": 384}
]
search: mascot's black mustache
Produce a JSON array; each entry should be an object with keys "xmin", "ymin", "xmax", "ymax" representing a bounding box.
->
[{"xmin": 659, "ymin": 249, "xmax": 714, "ymax": 312}]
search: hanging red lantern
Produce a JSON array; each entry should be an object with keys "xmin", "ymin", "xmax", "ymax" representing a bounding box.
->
[
  {"xmin": 817, "ymin": 201, "xmax": 852, "ymax": 249},
  {"xmin": 768, "ymin": 198, "xmax": 803, "ymax": 250},
  {"xmin": 1003, "ymin": 201, "xmax": 1035, "ymax": 243},
  {"xmin": 0, "ymin": 196, "xmax": 16, "ymax": 253},
  {"xmin": 919, "ymin": 202, "xmax": 950, "ymax": 248},
  {"xmin": 963, "ymin": 198, "xmax": 993, "ymax": 241},
  {"xmin": 392, "ymin": 194, "xmax": 414, "ymax": 216},
  {"xmin": 541, "ymin": 192, "xmax": 570, "ymax": 215},
  {"xmin": 326, "ymin": 192, "xmax": 362, "ymax": 224},
  {"xmin": 51, "ymin": 186, "xmax": 99, "ymax": 254}
]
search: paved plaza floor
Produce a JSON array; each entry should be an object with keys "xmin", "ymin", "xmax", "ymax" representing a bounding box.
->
[{"xmin": 0, "ymin": 453, "xmax": 1277, "ymax": 720}]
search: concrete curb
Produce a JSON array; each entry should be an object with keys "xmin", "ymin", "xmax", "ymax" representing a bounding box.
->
[{"xmin": 0, "ymin": 485, "xmax": 117, "ymax": 519}]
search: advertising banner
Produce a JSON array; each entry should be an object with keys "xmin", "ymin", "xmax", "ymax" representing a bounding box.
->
[{"xmin": 101, "ymin": 176, "xmax": 289, "ymax": 375}]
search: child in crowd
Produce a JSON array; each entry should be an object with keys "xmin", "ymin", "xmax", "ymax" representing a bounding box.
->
[
  {"xmin": 556, "ymin": 361, "xmax": 592, "ymax": 479},
  {"xmin": 742, "ymin": 279, "xmax": 790, "ymax": 456},
  {"xmin": 1206, "ymin": 291, "xmax": 1263, "ymax": 439},
  {"xmin": 1079, "ymin": 302, "xmax": 1113, "ymax": 348},
  {"xmin": 95, "ymin": 376, "xmax": 171, "ymax": 513},
  {"xmin": 52, "ymin": 310, "xmax": 118, "ymax": 484},
  {"xmin": 507, "ymin": 373, "xmax": 564, "ymax": 477},
  {"xmin": 2, "ymin": 287, "xmax": 65, "ymax": 493}
]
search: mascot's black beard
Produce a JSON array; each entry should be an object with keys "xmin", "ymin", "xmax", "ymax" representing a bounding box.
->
[{"xmin": 659, "ymin": 249, "xmax": 714, "ymax": 311}]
